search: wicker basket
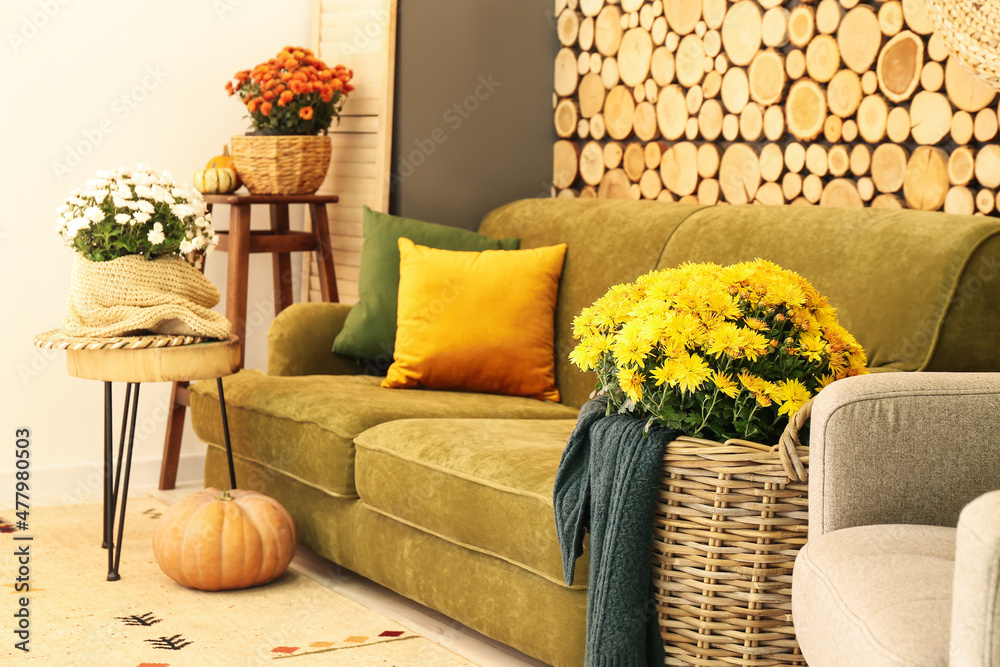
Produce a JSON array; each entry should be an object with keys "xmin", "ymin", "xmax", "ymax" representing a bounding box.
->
[
  {"xmin": 652, "ymin": 402, "xmax": 812, "ymax": 666},
  {"xmin": 926, "ymin": 0, "xmax": 1000, "ymax": 91},
  {"xmin": 230, "ymin": 135, "xmax": 332, "ymax": 195}
]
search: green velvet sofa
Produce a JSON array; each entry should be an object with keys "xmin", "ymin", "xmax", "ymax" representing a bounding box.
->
[{"xmin": 190, "ymin": 199, "xmax": 1000, "ymax": 666}]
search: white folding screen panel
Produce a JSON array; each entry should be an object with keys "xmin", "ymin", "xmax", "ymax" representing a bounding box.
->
[{"xmin": 306, "ymin": 0, "xmax": 396, "ymax": 304}]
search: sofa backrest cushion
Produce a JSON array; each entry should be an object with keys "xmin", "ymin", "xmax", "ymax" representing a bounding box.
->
[
  {"xmin": 479, "ymin": 198, "xmax": 705, "ymax": 408},
  {"xmin": 480, "ymin": 199, "xmax": 1000, "ymax": 408},
  {"xmin": 656, "ymin": 204, "xmax": 1000, "ymax": 374}
]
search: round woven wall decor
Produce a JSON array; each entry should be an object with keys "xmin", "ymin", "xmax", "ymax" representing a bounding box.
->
[{"xmin": 927, "ymin": 0, "xmax": 1000, "ymax": 91}]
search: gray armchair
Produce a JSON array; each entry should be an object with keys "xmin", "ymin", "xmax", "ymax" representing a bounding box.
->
[{"xmin": 791, "ymin": 373, "xmax": 1000, "ymax": 666}]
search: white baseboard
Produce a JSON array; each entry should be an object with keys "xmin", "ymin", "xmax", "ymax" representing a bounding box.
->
[{"xmin": 1, "ymin": 453, "xmax": 206, "ymax": 503}]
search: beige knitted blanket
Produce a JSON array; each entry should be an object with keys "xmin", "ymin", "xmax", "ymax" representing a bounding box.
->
[{"xmin": 63, "ymin": 254, "xmax": 232, "ymax": 339}]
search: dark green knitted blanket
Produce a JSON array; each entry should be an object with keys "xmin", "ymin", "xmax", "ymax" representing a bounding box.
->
[{"xmin": 554, "ymin": 397, "xmax": 679, "ymax": 666}]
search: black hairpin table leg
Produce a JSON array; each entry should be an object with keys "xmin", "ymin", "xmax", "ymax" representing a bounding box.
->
[
  {"xmin": 103, "ymin": 382, "xmax": 140, "ymax": 581},
  {"xmin": 217, "ymin": 377, "xmax": 237, "ymax": 490}
]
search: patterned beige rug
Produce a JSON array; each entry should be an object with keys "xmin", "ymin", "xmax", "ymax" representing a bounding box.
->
[{"xmin": 0, "ymin": 496, "xmax": 473, "ymax": 666}]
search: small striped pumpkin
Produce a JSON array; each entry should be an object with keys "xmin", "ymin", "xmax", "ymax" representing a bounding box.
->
[{"xmin": 192, "ymin": 167, "xmax": 239, "ymax": 194}]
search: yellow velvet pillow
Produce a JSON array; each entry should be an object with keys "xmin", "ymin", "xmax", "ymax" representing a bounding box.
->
[{"xmin": 381, "ymin": 238, "xmax": 568, "ymax": 402}]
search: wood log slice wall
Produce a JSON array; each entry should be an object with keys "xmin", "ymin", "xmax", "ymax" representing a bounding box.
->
[{"xmin": 552, "ymin": 0, "xmax": 1000, "ymax": 216}]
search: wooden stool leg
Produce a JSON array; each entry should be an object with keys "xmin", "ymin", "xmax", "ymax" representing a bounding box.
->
[
  {"xmin": 269, "ymin": 203, "xmax": 294, "ymax": 316},
  {"xmin": 159, "ymin": 381, "xmax": 189, "ymax": 490},
  {"xmin": 309, "ymin": 202, "xmax": 339, "ymax": 302},
  {"xmin": 226, "ymin": 203, "xmax": 251, "ymax": 367}
]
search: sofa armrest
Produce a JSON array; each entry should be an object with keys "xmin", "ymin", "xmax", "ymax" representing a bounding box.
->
[
  {"xmin": 267, "ymin": 302, "xmax": 364, "ymax": 377},
  {"xmin": 950, "ymin": 489, "xmax": 1000, "ymax": 666},
  {"xmin": 808, "ymin": 372, "xmax": 1000, "ymax": 538}
]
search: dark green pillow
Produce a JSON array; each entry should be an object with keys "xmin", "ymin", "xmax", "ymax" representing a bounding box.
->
[{"xmin": 332, "ymin": 206, "xmax": 520, "ymax": 367}]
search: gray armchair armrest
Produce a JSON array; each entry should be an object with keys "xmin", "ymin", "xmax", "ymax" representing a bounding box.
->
[
  {"xmin": 808, "ymin": 372, "xmax": 1000, "ymax": 538},
  {"xmin": 950, "ymin": 489, "xmax": 1000, "ymax": 666},
  {"xmin": 267, "ymin": 302, "xmax": 365, "ymax": 377}
]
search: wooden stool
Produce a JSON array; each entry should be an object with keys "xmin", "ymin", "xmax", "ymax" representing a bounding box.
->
[
  {"xmin": 35, "ymin": 332, "xmax": 241, "ymax": 580},
  {"xmin": 159, "ymin": 194, "xmax": 340, "ymax": 490}
]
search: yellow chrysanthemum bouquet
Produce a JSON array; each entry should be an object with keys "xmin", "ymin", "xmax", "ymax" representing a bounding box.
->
[{"xmin": 570, "ymin": 259, "xmax": 868, "ymax": 443}]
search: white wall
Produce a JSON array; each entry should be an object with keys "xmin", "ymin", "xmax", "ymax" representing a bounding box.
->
[{"xmin": 0, "ymin": 0, "xmax": 313, "ymax": 501}]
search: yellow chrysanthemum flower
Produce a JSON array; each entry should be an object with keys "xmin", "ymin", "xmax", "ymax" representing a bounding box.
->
[
  {"xmin": 677, "ymin": 353, "xmax": 712, "ymax": 394},
  {"xmin": 568, "ymin": 258, "xmax": 867, "ymax": 443},
  {"xmin": 738, "ymin": 370, "xmax": 777, "ymax": 407},
  {"xmin": 740, "ymin": 329, "xmax": 771, "ymax": 362},
  {"xmin": 706, "ymin": 322, "xmax": 744, "ymax": 358},
  {"xmin": 774, "ymin": 378, "xmax": 812, "ymax": 416},
  {"xmin": 612, "ymin": 319, "xmax": 655, "ymax": 368},
  {"xmin": 617, "ymin": 366, "xmax": 645, "ymax": 402},
  {"xmin": 798, "ymin": 332, "xmax": 826, "ymax": 362},
  {"xmin": 710, "ymin": 370, "xmax": 740, "ymax": 398}
]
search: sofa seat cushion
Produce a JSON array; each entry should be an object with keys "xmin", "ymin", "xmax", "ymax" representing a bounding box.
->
[
  {"xmin": 190, "ymin": 370, "xmax": 579, "ymax": 498},
  {"xmin": 353, "ymin": 418, "xmax": 588, "ymax": 588},
  {"xmin": 792, "ymin": 524, "xmax": 956, "ymax": 666}
]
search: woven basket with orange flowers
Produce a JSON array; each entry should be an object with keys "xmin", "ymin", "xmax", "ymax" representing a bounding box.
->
[{"xmin": 226, "ymin": 46, "xmax": 354, "ymax": 194}]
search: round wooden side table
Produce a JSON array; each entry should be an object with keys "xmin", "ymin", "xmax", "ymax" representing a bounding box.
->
[{"xmin": 34, "ymin": 332, "xmax": 241, "ymax": 581}]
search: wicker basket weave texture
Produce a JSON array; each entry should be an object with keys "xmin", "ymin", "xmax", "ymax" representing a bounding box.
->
[
  {"xmin": 230, "ymin": 135, "xmax": 332, "ymax": 195},
  {"xmin": 927, "ymin": 0, "xmax": 1000, "ymax": 91},
  {"xmin": 652, "ymin": 406, "xmax": 811, "ymax": 666}
]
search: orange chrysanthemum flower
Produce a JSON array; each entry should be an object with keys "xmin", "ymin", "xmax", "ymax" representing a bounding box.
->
[{"xmin": 299, "ymin": 106, "xmax": 314, "ymax": 120}]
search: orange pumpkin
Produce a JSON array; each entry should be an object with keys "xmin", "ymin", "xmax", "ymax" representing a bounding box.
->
[
  {"xmin": 153, "ymin": 487, "xmax": 296, "ymax": 591},
  {"xmin": 206, "ymin": 145, "xmax": 242, "ymax": 190}
]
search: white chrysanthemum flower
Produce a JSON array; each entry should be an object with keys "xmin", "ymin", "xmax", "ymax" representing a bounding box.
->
[
  {"xmin": 131, "ymin": 172, "xmax": 152, "ymax": 187},
  {"xmin": 170, "ymin": 203, "xmax": 195, "ymax": 219},
  {"xmin": 112, "ymin": 196, "xmax": 129, "ymax": 209},
  {"xmin": 193, "ymin": 235, "xmax": 206, "ymax": 250},
  {"xmin": 126, "ymin": 201, "xmax": 141, "ymax": 210},
  {"xmin": 134, "ymin": 184, "xmax": 154, "ymax": 199},
  {"xmin": 136, "ymin": 200, "xmax": 155, "ymax": 214},
  {"xmin": 114, "ymin": 213, "xmax": 131, "ymax": 224},
  {"xmin": 91, "ymin": 190, "xmax": 108, "ymax": 203},
  {"xmin": 179, "ymin": 239, "xmax": 196, "ymax": 254},
  {"xmin": 133, "ymin": 211, "xmax": 151, "ymax": 223},
  {"xmin": 114, "ymin": 186, "xmax": 132, "ymax": 200},
  {"xmin": 147, "ymin": 228, "xmax": 166, "ymax": 245},
  {"xmin": 84, "ymin": 206, "xmax": 104, "ymax": 222}
]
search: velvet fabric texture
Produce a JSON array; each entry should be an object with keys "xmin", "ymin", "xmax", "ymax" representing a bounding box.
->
[
  {"xmin": 655, "ymin": 204, "xmax": 1000, "ymax": 373},
  {"xmin": 332, "ymin": 206, "xmax": 519, "ymax": 366},
  {"xmin": 383, "ymin": 239, "xmax": 567, "ymax": 401},
  {"xmin": 191, "ymin": 371, "xmax": 578, "ymax": 497},
  {"xmin": 554, "ymin": 398, "xmax": 677, "ymax": 666},
  {"xmin": 268, "ymin": 302, "xmax": 362, "ymax": 377},
  {"xmin": 479, "ymin": 198, "xmax": 706, "ymax": 407},
  {"xmin": 354, "ymin": 417, "xmax": 586, "ymax": 585}
]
